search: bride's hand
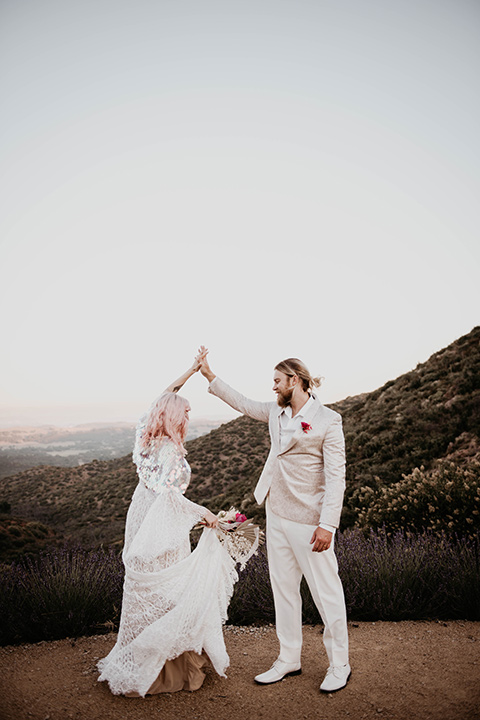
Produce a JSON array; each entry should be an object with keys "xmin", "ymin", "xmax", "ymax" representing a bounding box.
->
[
  {"xmin": 201, "ymin": 509, "xmax": 218, "ymax": 528},
  {"xmin": 193, "ymin": 345, "xmax": 209, "ymax": 371}
]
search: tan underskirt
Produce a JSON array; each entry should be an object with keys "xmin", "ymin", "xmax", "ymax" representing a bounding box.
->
[{"xmin": 125, "ymin": 651, "xmax": 210, "ymax": 696}]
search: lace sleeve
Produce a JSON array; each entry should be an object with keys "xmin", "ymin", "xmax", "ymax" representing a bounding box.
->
[
  {"xmin": 151, "ymin": 441, "xmax": 190, "ymax": 493},
  {"xmin": 134, "ymin": 438, "xmax": 192, "ymax": 494},
  {"xmin": 132, "ymin": 415, "xmax": 147, "ymax": 468}
]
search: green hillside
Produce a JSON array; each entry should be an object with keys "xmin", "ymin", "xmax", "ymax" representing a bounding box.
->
[
  {"xmin": 335, "ymin": 325, "xmax": 480, "ymax": 523},
  {"xmin": 185, "ymin": 414, "xmax": 270, "ymax": 524},
  {"xmin": 0, "ymin": 457, "xmax": 138, "ymax": 550},
  {"xmin": 0, "ymin": 513, "xmax": 57, "ymax": 563}
]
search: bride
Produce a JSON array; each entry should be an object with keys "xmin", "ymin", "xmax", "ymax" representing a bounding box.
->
[{"xmin": 97, "ymin": 352, "xmax": 238, "ymax": 697}]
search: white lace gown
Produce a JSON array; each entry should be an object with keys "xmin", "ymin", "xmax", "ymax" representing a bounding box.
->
[{"xmin": 97, "ymin": 422, "xmax": 238, "ymax": 697}]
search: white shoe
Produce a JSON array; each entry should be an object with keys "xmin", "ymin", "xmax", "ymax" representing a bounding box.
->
[
  {"xmin": 320, "ymin": 664, "xmax": 351, "ymax": 693},
  {"xmin": 254, "ymin": 659, "xmax": 302, "ymax": 685}
]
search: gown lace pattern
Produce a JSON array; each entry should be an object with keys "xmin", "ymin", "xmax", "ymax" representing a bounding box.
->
[{"xmin": 97, "ymin": 419, "xmax": 238, "ymax": 697}]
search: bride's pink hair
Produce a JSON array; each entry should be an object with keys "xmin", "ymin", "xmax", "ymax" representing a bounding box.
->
[{"xmin": 140, "ymin": 393, "xmax": 189, "ymax": 454}]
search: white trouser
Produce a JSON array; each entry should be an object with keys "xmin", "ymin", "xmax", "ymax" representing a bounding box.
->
[{"xmin": 266, "ymin": 500, "xmax": 349, "ymax": 668}]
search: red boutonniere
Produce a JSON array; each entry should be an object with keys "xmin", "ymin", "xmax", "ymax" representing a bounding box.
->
[{"xmin": 301, "ymin": 422, "xmax": 312, "ymax": 433}]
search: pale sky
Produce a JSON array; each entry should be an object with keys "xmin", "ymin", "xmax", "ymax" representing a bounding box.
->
[{"xmin": 1, "ymin": 0, "xmax": 479, "ymax": 426}]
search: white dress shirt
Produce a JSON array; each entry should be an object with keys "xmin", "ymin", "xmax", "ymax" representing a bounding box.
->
[{"xmin": 279, "ymin": 397, "xmax": 335, "ymax": 535}]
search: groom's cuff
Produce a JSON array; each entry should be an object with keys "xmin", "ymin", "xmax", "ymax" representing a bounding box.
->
[
  {"xmin": 319, "ymin": 522, "xmax": 336, "ymax": 534},
  {"xmin": 207, "ymin": 377, "xmax": 220, "ymax": 393}
]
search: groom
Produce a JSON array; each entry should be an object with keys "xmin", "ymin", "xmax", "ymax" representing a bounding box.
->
[{"xmin": 199, "ymin": 353, "xmax": 351, "ymax": 693}]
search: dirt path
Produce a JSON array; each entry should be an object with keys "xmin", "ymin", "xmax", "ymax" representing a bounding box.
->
[{"xmin": 0, "ymin": 622, "xmax": 479, "ymax": 720}]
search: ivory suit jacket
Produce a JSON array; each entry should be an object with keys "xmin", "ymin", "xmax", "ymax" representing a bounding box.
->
[{"xmin": 208, "ymin": 377, "xmax": 346, "ymax": 528}]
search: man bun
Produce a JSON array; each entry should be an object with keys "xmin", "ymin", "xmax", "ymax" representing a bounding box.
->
[{"xmin": 275, "ymin": 358, "xmax": 323, "ymax": 393}]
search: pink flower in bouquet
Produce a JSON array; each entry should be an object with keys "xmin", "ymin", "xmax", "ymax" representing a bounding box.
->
[
  {"xmin": 301, "ymin": 422, "xmax": 312, "ymax": 433},
  {"xmin": 235, "ymin": 513, "xmax": 247, "ymax": 523}
]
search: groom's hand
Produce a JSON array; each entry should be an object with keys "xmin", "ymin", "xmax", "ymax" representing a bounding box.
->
[
  {"xmin": 310, "ymin": 527, "xmax": 332, "ymax": 552},
  {"xmin": 193, "ymin": 347, "xmax": 208, "ymax": 371},
  {"xmin": 197, "ymin": 346, "xmax": 216, "ymax": 383}
]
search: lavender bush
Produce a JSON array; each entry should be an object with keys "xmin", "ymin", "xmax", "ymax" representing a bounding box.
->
[
  {"xmin": 0, "ymin": 529, "xmax": 478, "ymax": 645},
  {"xmin": 336, "ymin": 528, "xmax": 480, "ymax": 621},
  {"xmin": 0, "ymin": 545, "xmax": 123, "ymax": 645},
  {"xmin": 227, "ymin": 544, "xmax": 275, "ymax": 625},
  {"xmin": 228, "ymin": 528, "xmax": 480, "ymax": 625}
]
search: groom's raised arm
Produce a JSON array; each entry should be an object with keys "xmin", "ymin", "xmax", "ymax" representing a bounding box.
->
[
  {"xmin": 199, "ymin": 353, "xmax": 271, "ymax": 423},
  {"xmin": 209, "ymin": 377, "xmax": 271, "ymax": 423}
]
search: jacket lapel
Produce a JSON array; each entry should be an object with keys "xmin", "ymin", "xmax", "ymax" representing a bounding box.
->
[{"xmin": 272, "ymin": 404, "xmax": 283, "ymax": 450}]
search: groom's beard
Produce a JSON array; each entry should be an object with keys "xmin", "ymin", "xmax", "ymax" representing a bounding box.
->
[{"xmin": 276, "ymin": 387, "xmax": 294, "ymax": 408}]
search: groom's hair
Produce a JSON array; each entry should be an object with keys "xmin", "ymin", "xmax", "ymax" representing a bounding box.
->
[{"xmin": 275, "ymin": 358, "xmax": 322, "ymax": 393}]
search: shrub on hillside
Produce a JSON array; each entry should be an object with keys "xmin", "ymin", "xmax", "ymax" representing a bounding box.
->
[{"xmin": 355, "ymin": 461, "xmax": 480, "ymax": 535}]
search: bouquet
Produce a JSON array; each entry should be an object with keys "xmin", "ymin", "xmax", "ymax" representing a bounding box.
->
[{"xmin": 199, "ymin": 507, "xmax": 264, "ymax": 570}]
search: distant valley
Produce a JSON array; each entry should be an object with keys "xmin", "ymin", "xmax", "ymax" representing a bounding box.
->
[{"xmin": 0, "ymin": 419, "xmax": 223, "ymax": 480}]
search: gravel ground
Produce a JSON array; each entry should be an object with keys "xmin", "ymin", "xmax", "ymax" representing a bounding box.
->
[{"xmin": 0, "ymin": 621, "xmax": 479, "ymax": 720}]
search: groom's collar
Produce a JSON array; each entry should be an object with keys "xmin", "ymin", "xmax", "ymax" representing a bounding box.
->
[{"xmin": 280, "ymin": 393, "xmax": 315, "ymax": 419}]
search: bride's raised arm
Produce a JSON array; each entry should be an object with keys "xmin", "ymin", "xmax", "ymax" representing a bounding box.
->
[{"xmin": 163, "ymin": 348, "xmax": 208, "ymax": 394}]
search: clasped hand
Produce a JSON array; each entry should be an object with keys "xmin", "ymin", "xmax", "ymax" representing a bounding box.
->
[
  {"xmin": 310, "ymin": 527, "xmax": 333, "ymax": 552},
  {"xmin": 201, "ymin": 509, "xmax": 219, "ymax": 528},
  {"xmin": 193, "ymin": 346, "xmax": 215, "ymax": 382},
  {"xmin": 193, "ymin": 345, "xmax": 209, "ymax": 372}
]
